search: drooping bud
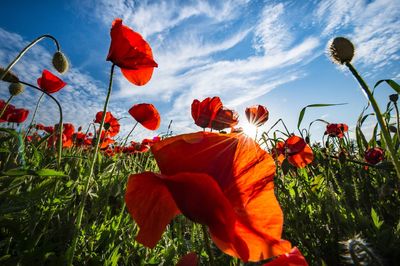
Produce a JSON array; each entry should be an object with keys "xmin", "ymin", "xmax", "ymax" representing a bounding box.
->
[
  {"xmin": 52, "ymin": 51, "xmax": 69, "ymax": 74},
  {"xmin": 328, "ymin": 37, "xmax": 355, "ymax": 65},
  {"xmin": 389, "ymin": 94, "xmax": 398, "ymax": 103},
  {"xmin": 0, "ymin": 67, "xmax": 19, "ymax": 83},
  {"xmin": 8, "ymin": 82, "xmax": 24, "ymax": 96}
]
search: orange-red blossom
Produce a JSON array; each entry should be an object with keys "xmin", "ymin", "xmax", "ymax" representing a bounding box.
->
[{"xmin": 125, "ymin": 132, "xmax": 291, "ymax": 262}]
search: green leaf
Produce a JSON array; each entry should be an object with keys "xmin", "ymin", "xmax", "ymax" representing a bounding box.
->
[
  {"xmin": 371, "ymin": 208, "xmax": 383, "ymax": 230},
  {"xmin": 35, "ymin": 168, "xmax": 67, "ymax": 177},
  {"xmin": 297, "ymin": 103, "xmax": 347, "ymax": 129},
  {"xmin": 374, "ymin": 79, "xmax": 400, "ymax": 94}
]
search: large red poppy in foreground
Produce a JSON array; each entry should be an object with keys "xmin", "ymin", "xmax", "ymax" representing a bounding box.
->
[
  {"xmin": 125, "ymin": 132, "xmax": 291, "ymax": 262},
  {"xmin": 107, "ymin": 18, "xmax": 158, "ymax": 86},
  {"xmin": 128, "ymin": 103, "xmax": 160, "ymax": 130}
]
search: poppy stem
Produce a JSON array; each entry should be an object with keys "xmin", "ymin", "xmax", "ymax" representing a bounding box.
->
[
  {"xmin": 19, "ymin": 81, "xmax": 63, "ymax": 168},
  {"xmin": 201, "ymin": 225, "xmax": 215, "ymax": 266},
  {"xmin": 66, "ymin": 64, "xmax": 115, "ymax": 266},
  {"xmin": 0, "ymin": 95, "xmax": 14, "ymax": 118},
  {"xmin": 345, "ymin": 62, "xmax": 400, "ymax": 180},
  {"xmin": 0, "ymin": 35, "xmax": 60, "ymax": 81},
  {"xmin": 24, "ymin": 92, "xmax": 45, "ymax": 141}
]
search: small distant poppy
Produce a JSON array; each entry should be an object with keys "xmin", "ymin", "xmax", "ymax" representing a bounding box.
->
[
  {"xmin": 364, "ymin": 147, "xmax": 384, "ymax": 165},
  {"xmin": 211, "ymin": 107, "xmax": 239, "ymax": 130},
  {"xmin": 325, "ymin": 123, "xmax": 348, "ymax": 138},
  {"xmin": 35, "ymin": 123, "xmax": 45, "ymax": 130},
  {"xmin": 263, "ymin": 247, "xmax": 308, "ymax": 266},
  {"xmin": 107, "ymin": 18, "xmax": 158, "ymax": 86},
  {"xmin": 191, "ymin": 97, "xmax": 223, "ymax": 129},
  {"xmin": 245, "ymin": 105, "xmax": 269, "ymax": 127},
  {"xmin": 128, "ymin": 103, "xmax": 160, "ymax": 130},
  {"xmin": 37, "ymin": 69, "xmax": 67, "ymax": 93},
  {"xmin": 125, "ymin": 132, "xmax": 291, "ymax": 262},
  {"xmin": 95, "ymin": 111, "xmax": 120, "ymax": 137},
  {"xmin": 0, "ymin": 100, "xmax": 15, "ymax": 122},
  {"xmin": 6, "ymin": 108, "xmax": 29, "ymax": 123},
  {"xmin": 274, "ymin": 135, "xmax": 314, "ymax": 168}
]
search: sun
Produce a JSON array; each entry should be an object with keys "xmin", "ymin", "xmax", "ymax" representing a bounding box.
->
[{"xmin": 242, "ymin": 122, "xmax": 258, "ymax": 139}]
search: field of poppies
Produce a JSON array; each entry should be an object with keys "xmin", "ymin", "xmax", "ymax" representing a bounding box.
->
[{"xmin": 0, "ymin": 19, "xmax": 399, "ymax": 266}]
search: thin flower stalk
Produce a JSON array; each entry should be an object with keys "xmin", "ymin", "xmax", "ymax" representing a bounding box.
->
[
  {"xmin": 345, "ymin": 62, "xmax": 400, "ymax": 179},
  {"xmin": 24, "ymin": 92, "xmax": 45, "ymax": 141},
  {"xmin": 66, "ymin": 64, "xmax": 115, "ymax": 266},
  {"xmin": 0, "ymin": 95, "xmax": 14, "ymax": 118},
  {"xmin": 0, "ymin": 35, "xmax": 60, "ymax": 81},
  {"xmin": 19, "ymin": 81, "xmax": 63, "ymax": 167}
]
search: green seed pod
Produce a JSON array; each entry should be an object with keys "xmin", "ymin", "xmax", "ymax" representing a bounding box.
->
[
  {"xmin": 52, "ymin": 51, "xmax": 69, "ymax": 74},
  {"xmin": 8, "ymin": 82, "xmax": 24, "ymax": 96},
  {"xmin": 281, "ymin": 158, "xmax": 291, "ymax": 175},
  {"xmin": 0, "ymin": 67, "xmax": 19, "ymax": 83},
  {"xmin": 329, "ymin": 37, "xmax": 355, "ymax": 65}
]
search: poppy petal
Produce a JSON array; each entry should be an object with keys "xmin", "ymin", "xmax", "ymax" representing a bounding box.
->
[
  {"xmin": 121, "ymin": 67, "xmax": 155, "ymax": 86},
  {"xmin": 176, "ymin": 252, "xmax": 198, "ymax": 266},
  {"xmin": 125, "ymin": 172, "xmax": 180, "ymax": 248},
  {"xmin": 162, "ymin": 172, "xmax": 249, "ymax": 261},
  {"xmin": 263, "ymin": 247, "xmax": 308, "ymax": 266},
  {"xmin": 128, "ymin": 103, "xmax": 160, "ymax": 130},
  {"xmin": 287, "ymin": 144, "xmax": 314, "ymax": 168}
]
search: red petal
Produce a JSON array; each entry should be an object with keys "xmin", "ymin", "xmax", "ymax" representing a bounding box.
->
[
  {"xmin": 121, "ymin": 67, "xmax": 155, "ymax": 86},
  {"xmin": 287, "ymin": 144, "xmax": 314, "ymax": 168},
  {"xmin": 125, "ymin": 172, "xmax": 180, "ymax": 248},
  {"xmin": 176, "ymin": 252, "xmax": 198, "ymax": 266},
  {"xmin": 128, "ymin": 103, "xmax": 160, "ymax": 130},
  {"xmin": 263, "ymin": 247, "xmax": 308, "ymax": 266},
  {"xmin": 162, "ymin": 172, "xmax": 249, "ymax": 261},
  {"xmin": 37, "ymin": 69, "xmax": 66, "ymax": 93}
]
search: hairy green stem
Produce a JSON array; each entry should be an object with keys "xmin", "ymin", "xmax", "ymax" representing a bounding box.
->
[
  {"xmin": 0, "ymin": 35, "xmax": 60, "ymax": 81},
  {"xmin": 19, "ymin": 81, "xmax": 63, "ymax": 168},
  {"xmin": 24, "ymin": 92, "xmax": 45, "ymax": 141},
  {"xmin": 201, "ymin": 225, "xmax": 215, "ymax": 266},
  {"xmin": 346, "ymin": 62, "xmax": 400, "ymax": 180},
  {"xmin": 66, "ymin": 64, "xmax": 115, "ymax": 266}
]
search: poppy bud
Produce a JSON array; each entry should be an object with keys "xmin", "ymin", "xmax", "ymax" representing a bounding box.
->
[
  {"xmin": 389, "ymin": 125, "xmax": 397, "ymax": 133},
  {"xmin": 305, "ymin": 136, "xmax": 310, "ymax": 144},
  {"xmin": 328, "ymin": 37, "xmax": 354, "ymax": 65},
  {"xmin": 8, "ymin": 82, "xmax": 24, "ymax": 96},
  {"xmin": 389, "ymin": 94, "xmax": 398, "ymax": 103},
  {"xmin": 0, "ymin": 67, "xmax": 19, "ymax": 83},
  {"xmin": 281, "ymin": 158, "xmax": 291, "ymax": 175},
  {"xmin": 78, "ymin": 126, "xmax": 82, "ymax": 132},
  {"xmin": 339, "ymin": 150, "xmax": 347, "ymax": 164},
  {"xmin": 52, "ymin": 51, "xmax": 69, "ymax": 74}
]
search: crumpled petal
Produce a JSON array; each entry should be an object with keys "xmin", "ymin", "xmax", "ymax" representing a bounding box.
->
[{"xmin": 125, "ymin": 172, "xmax": 180, "ymax": 248}]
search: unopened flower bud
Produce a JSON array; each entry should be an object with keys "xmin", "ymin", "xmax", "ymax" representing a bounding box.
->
[
  {"xmin": 9, "ymin": 82, "xmax": 24, "ymax": 96},
  {"xmin": 328, "ymin": 37, "xmax": 355, "ymax": 65},
  {"xmin": 52, "ymin": 51, "xmax": 69, "ymax": 74},
  {"xmin": 389, "ymin": 94, "xmax": 398, "ymax": 103},
  {"xmin": 0, "ymin": 67, "xmax": 19, "ymax": 83}
]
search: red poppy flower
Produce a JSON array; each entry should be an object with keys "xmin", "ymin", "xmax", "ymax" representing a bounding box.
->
[
  {"xmin": 211, "ymin": 107, "xmax": 239, "ymax": 131},
  {"xmin": 6, "ymin": 108, "xmax": 29, "ymax": 123},
  {"xmin": 245, "ymin": 105, "xmax": 269, "ymax": 127},
  {"xmin": 125, "ymin": 132, "xmax": 291, "ymax": 262},
  {"xmin": 107, "ymin": 18, "xmax": 158, "ymax": 86},
  {"xmin": 325, "ymin": 123, "xmax": 348, "ymax": 138},
  {"xmin": 191, "ymin": 97, "xmax": 223, "ymax": 129},
  {"xmin": 35, "ymin": 123, "xmax": 45, "ymax": 130},
  {"xmin": 128, "ymin": 103, "xmax": 160, "ymax": 130},
  {"xmin": 100, "ymin": 137, "xmax": 115, "ymax": 149},
  {"xmin": 44, "ymin": 126, "xmax": 54, "ymax": 134},
  {"xmin": 273, "ymin": 136, "xmax": 314, "ymax": 168},
  {"xmin": 176, "ymin": 252, "xmax": 198, "ymax": 266},
  {"xmin": 263, "ymin": 247, "xmax": 308, "ymax": 266},
  {"xmin": 37, "ymin": 69, "xmax": 67, "ymax": 93},
  {"xmin": 364, "ymin": 147, "xmax": 384, "ymax": 165},
  {"xmin": 0, "ymin": 99, "xmax": 15, "ymax": 122},
  {"xmin": 95, "ymin": 111, "xmax": 120, "ymax": 137}
]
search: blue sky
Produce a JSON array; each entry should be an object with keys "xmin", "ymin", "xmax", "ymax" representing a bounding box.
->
[{"xmin": 0, "ymin": 0, "xmax": 399, "ymax": 142}]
